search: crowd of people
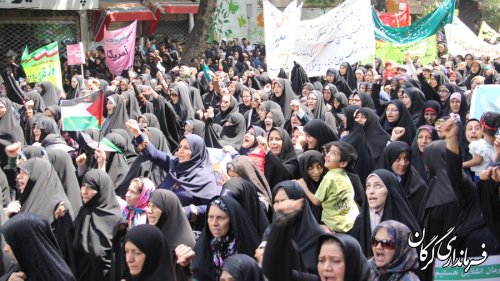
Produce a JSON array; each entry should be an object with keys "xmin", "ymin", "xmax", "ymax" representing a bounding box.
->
[{"xmin": 0, "ymin": 32, "xmax": 499, "ymax": 281}]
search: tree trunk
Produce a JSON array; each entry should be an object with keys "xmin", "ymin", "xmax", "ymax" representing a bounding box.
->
[{"xmin": 180, "ymin": 0, "xmax": 217, "ymax": 65}]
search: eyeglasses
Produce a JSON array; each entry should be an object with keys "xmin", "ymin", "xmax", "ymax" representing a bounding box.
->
[
  {"xmin": 307, "ymin": 97, "xmax": 317, "ymax": 101},
  {"xmin": 386, "ymin": 109, "xmax": 399, "ymax": 113},
  {"xmin": 253, "ymin": 97, "xmax": 261, "ymax": 102},
  {"xmin": 438, "ymin": 90, "xmax": 449, "ymax": 93},
  {"xmin": 372, "ymin": 238, "xmax": 396, "ymax": 250}
]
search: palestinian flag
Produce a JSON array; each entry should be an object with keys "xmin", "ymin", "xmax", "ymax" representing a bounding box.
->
[{"xmin": 60, "ymin": 90, "xmax": 104, "ymax": 131}]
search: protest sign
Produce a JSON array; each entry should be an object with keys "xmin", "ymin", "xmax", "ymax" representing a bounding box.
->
[
  {"xmin": 21, "ymin": 42, "xmax": 63, "ymax": 89},
  {"xmin": 104, "ymin": 21, "xmax": 137, "ymax": 75}
]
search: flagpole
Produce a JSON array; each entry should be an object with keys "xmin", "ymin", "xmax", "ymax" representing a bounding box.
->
[{"xmin": 97, "ymin": 90, "xmax": 104, "ymax": 149}]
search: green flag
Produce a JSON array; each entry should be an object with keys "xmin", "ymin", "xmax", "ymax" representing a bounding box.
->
[{"xmin": 373, "ymin": 0, "xmax": 455, "ymax": 44}]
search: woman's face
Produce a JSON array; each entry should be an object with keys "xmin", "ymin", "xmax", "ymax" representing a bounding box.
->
[
  {"xmin": 471, "ymin": 79, "xmax": 481, "ymax": 91},
  {"xmin": 24, "ymin": 106, "xmax": 33, "ymax": 120},
  {"xmin": 424, "ymin": 111, "xmax": 437, "ymax": 125},
  {"xmin": 438, "ymin": 86, "xmax": 450, "ymax": 103},
  {"xmin": 351, "ymin": 94, "xmax": 362, "ymax": 106},
  {"xmin": 168, "ymin": 90, "xmax": 179, "ymax": 105},
  {"xmin": 146, "ymin": 201, "xmax": 162, "ymax": 225},
  {"xmin": 125, "ymin": 182, "xmax": 141, "ymax": 207},
  {"xmin": 273, "ymin": 188, "xmax": 290, "ymax": 213},
  {"xmin": 71, "ymin": 78, "xmax": 78, "ymax": 88},
  {"xmin": 16, "ymin": 169, "xmax": 29, "ymax": 194},
  {"xmin": 366, "ymin": 175, "xmax": 388, "ymax": 210},
  {"xmin": 359, "ymin": 84, "xmax": 366, "ymax": 92},
  {"xmin": 106, "ymin": 99, "xmax": 115, "ymax": 115},
  {"xmin": 365, "ymin": 71, "xmax": 373, "ymax": 82},
  {"xmin": 138, "ymin": 117, "xmax": 148, "ymax": 129},
  {"xmin": 372, "ymin": 227, "xmax": 396, "ymax": 268},
  {"xmin": 33, "ymin": 124, "xmax": 41, "ymax": 142},
  {"xmin": 471, "ymin": 63, "xmax": 480, "ymax": 74},
  {"xmin": 291, "ymin": 112, "xmax": 301, "ymax": 128},
  {"xmin": 355, "ymin": 71, "xmax": 364, "ymax": 81},
  {"xmin": 402, "ymin": 93, "xmax": 412, "ymax": 108},
  {"xmin": 391, "ymin": 151, "xmax": 410, "ymax": 176},
  {"xmin": 242, "ymin": 128, "xmax": 256, "ymax": 148},
  {"xmin": 45, "ymin": 110, "xmax": 54, "ymax": 120},
  {"xmin": 339, "ymin": 65, "xmax": 347, "ymax": 76},
  {"xmin": 355, "ymin": 112, "xmax": 367, "ymax": 126},
  {"xmin": 177, "ymin": 139, "xmax": 192, "ymax": 163},
  {"xmin": 242, "ymin": 90, "xmax": 251, "ymax": 106},
  {"xmin": 450, "ymin": 98, "xmax": 461, "ymax": 114},
  {"xmin": 305, "ymin": 132, "xmax": 318, "ymax": 150},
  {"xmin": 302, "ymin": 86, "xmax": 311, "ymax": 97},
  {"xmin": 308, "ymin": 161, "xmax": 324, "ymax": 182},
  {"xmin": 208, "ymin": 205, "xmax": 230, "ymax": 238},
  {"xmin": 264, "ymin": 112, "xmax": 274, "ymax": 131},
  {"xmin": 292, "ymin": 129, "xmax": 305, "ymax": 148},
  {"xmin": 385, "ymin": 104, "xmax": 400, "ymax": 123},
  {"xmin": 325, "ymin": 74, "xmax": 334, "ymax": 83},
  {"xmin": 251, "ymin": 93, "xmax": 261, "ymax": 109},
  {"xmin": 430, "ymin": 76, "xmax": 438, "ymax": 88},
  {"xmin": 307, "ymin": 93, "xmax": 318, "ymax": 110},
  {"xmin": 220, "ymin": 95, "xmax": 231, "ymax": 112},
  {"xmin": 465, "ymin": 120, "xmax": 481, "ymax": 143},
  {"xmin": 273, "ymin": 82, "xmax": 283, "ymax": 97},
  {"xmin": 317, "ymin": 241, "xmax": 345, "ymax": 281},
  {"xmin": 81, "ymin": 184, "xmax": 98, "ymax": 204},
  {"xmin": 268, "ymin": 130, "xmax": 283, "ymax": 156},
  {"xmin": 417, "ymin": 129, "xmax": 432, "ymax": 153},
  {"xmin": 125, "ymin": 241, "xmax": 146, "ymax": 277},
  {"xmin": 322, "ymin": 90, "xmax": 332, "ymax": 102},
  {"xmin": 228, "ymin": 81, "xmax": 236, "ymax": 95},
  {"xmin": 220, "ymin": 271, "xmax": 235, "ymax": 281},
  {"xmin": 119, "ymin": 81, "xmax": 128, "ymax": 91}
]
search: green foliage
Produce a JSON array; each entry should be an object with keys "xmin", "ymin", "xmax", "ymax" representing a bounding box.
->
[
  {"xmin": 303, "ymin": 0, "xmax": 339, "ymax": 7},
  {"xmin": 237, "ymin": 16, "xmax": 247, "ymax": 28},
  {"xmin": 210, "ymin": 0, "xmax": 241, "ymax": 41},
  {"xmin": 482, "ymin": 0, "xmax": 500, "ymax": 32}
]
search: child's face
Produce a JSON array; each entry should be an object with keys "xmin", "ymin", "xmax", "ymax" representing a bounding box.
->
[{"xmin": 324, "ymin": 145, "xmax": 344, "ymax": 170}]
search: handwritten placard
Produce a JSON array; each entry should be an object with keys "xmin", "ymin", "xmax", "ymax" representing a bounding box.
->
[
  {"xmin": 445, "ymin": 17, "xmax": 500, "ymax": 60},
  {"xmin": 67, "ymin": 43, "xmax": 85, "ymax": 66},
  {"xmin": 264, "ymin": 0, "xmax": 302, "ymax": 79},
  {"xmin": 104, "ymin": 21, "xmax": 137, "ymax": 76},
  {"xmin": 290, "ymin": 0, "xmax": 375, "ymax": 77}
]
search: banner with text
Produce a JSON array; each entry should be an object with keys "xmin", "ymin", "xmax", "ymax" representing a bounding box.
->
[
  {"xmin": 21, "ymin": 42, "xmax": 63, "ymax": 90},
  {"xmin": 434, "ymin": 254, "xmax": 500, "ymax": 280},
  {"xmin": 67, "ymin": 43, "xmax": 85, "ymax": 65},
  {"xmin": 291, "ymin": 0, "xmax": 375, "ymax": 77},
  {"xmin": 373, "ymin": 0, "xmax": 454, "ymax": 44},
  {"xmin": 104, "ymin": 21, "xmax": 137, "ymax": 76},
  {"xmin": 445, "ymin": 17, "xmax": 500, "ymax": 59},
  {"xmin": 376, "ymin": 35, "xmax": 437, "ymax": 66},
  {"xmin": 264, "ymin": 0, "xmax": 302, "ymax": 79}
]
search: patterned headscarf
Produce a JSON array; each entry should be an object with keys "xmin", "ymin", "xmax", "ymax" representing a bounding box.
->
[
  {"xmin": 122, "ymin": 177, "xmax": 155, "ymax": 227},
  {"xmin": 368, "ymin": 220, "xmax": 419, "ymax": 281}
]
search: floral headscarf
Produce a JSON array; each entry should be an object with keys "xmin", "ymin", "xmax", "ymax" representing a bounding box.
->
[{"xmin": 122, "ymin": 177, "xmax": 155, "ymax": 228}]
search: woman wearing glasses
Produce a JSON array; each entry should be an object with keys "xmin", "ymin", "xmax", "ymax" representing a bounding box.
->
[{"xmin": 368, "ymin": 220, "xmax": 420, "ymax": 281}]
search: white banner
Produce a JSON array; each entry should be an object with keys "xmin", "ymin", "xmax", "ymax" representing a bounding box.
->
[
  {"xmin": 445, "ymin": 17, "xmax": 500, "ymax": 59},
  {"xmin": 0, "ymin": 0, "xmax": 98, "ymax": 10},
  {"xmin": 264, "ymin": 0, "xmax": 302, "ymax": 79},
  {"xmin": 291, "ymin": 0, "xmax": 375, "ymax": 77}
]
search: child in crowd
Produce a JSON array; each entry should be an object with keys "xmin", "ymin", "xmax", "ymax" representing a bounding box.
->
[
  {"xmin": 464, "ymin": 111, "xmax": 500, "ymax": 176},
  {"xmin": 301, "ymin": 141, "xmax": 359, "ymax": 233}
]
